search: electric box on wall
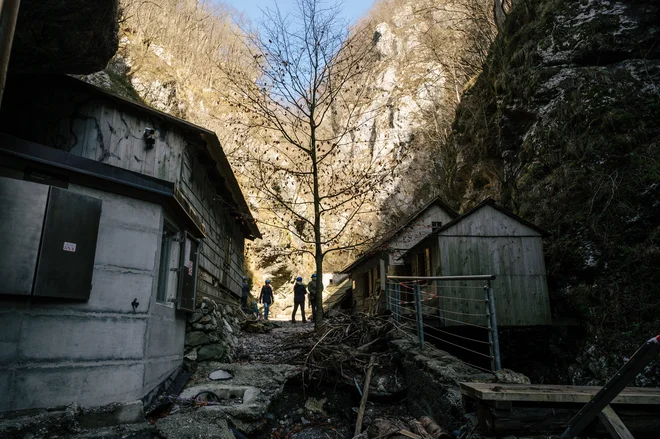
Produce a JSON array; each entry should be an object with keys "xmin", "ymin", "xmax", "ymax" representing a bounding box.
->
[{"xmin": 0, "ymin": 176, "xmax": 102, "ymax": 300}]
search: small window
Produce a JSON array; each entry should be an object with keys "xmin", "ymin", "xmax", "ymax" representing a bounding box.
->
[
  {"xmin": 157, "ymin": 222, "xmax": 178, "ymax": 303},
  {"xmin": 432, "ymin": 221, "xmax": 442, "ymax": 232}
]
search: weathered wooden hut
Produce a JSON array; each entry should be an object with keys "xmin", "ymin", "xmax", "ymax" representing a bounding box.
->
[
  {"xmin": 400, "ymin": 198, "xmax": 551, "ymax": 326},
  {"xmin": 0, "ymin": 75, "xmax": 259, "ymax": 412},
  {"xmin": 341, "ymin": 197, "xmax": 458, "ymax": 313}
]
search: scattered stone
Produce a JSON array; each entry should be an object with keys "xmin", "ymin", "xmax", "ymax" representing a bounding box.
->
[
  {"xmin": 495, "ymin": 369, "xmax": 531, "ymax": 385},
  {"xmin": 185, "ymin": 331, "xmax": 210, "ymax": 347},
  {"xmin": 155, "ymin": 411, "xmax": 233, "ymax": 439},
  {"xmin": 189, "ymin": 311, "xmax": 203, "ymax": 323},
  {"xmin": 304, "ymin": 397, "xmax": 327, "ymax": 415},
  {"xmin": 209, "ymin": 369, "xmax": 233, "ymax": 381},
  {"xmin": 197, "ymin": 343, "xmax": 228, "ymax": 362}
]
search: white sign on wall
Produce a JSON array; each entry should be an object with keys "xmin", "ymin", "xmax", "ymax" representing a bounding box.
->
[{"xmin": 63, "ymin": 242, "xmax": 77, "ymax": 252}]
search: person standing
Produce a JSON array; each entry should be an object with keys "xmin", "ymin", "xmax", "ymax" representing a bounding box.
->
[
  {"xmin": 291, "ymin": 276, "xmax": 307, "ymax": 323},
  {"xmin": 259, "ymin": 279, "xmax": 274, "ymax": 320},
  {"xmin": 241, "ymin": 276, "xmax": 250, "ymax": 309},
  {"xmin": 307, "ymin": 273, "xmax": 323, "ymax": 321}
]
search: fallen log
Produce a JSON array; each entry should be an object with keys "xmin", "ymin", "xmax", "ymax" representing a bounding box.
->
[
  {"xmin": 354, "ymin": 355, "xmax": 376, "ymax": 436},
  {"xmin": 408, "ymin": 420, "xmax": 433, "ymax": 439},
  {"xmin": 419, "ymin": 416, "xmax": 451, "ymax": 439}
]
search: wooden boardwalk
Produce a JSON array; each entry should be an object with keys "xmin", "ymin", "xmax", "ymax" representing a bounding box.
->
[{"xmin": 461, "ymin": 383, "xmax": 660, "ymax": 438}]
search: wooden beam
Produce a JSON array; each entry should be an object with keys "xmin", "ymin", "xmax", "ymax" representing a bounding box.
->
[
  {"xmin": 460, "ymin": 383, "xmax": 660, "ymax": 405},
  {"xmin": 598, "ymin": 405, "xmax": 634, "ymax": 439}
]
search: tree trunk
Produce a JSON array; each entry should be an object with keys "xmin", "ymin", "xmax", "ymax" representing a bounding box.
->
[{"xmin": 310, "ymin": 114, "xmax": 324, "ymax": 328}]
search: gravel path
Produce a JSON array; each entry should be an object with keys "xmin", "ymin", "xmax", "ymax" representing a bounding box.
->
[{"xmin": 236, "ymin": 320, "xmax": 315, "ymax": 364}]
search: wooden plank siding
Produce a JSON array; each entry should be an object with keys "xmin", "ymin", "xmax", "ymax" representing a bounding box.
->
[
  {"xmin": 388, "ymin": 204, "xmax": 455, "ymax": 267},
  {"xmin": 40, "ymin": 96, "xmax": 247, "ymax": 300},
  {"xmin": 408, "ymin": 204, "xmax": 551, "ymax": 327}
]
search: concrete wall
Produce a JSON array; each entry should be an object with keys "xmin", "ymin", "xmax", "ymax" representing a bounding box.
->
[{"xmin": 0, "ymin": 186, "xmax": 185, "ymax": 412}]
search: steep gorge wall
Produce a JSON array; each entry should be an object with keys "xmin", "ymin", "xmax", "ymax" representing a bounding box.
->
[{"xmin": 446, "ymin": 0, "xmax": 660, "ymax": 384}]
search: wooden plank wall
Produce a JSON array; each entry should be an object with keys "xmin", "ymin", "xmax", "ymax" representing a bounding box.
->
[
  {"xmin": 52, "ymin": 99, "xmax": 245, "ymax": 299},
  {"xmin": 179, "ymin": 148, "xmax": 245, "ymax": 297},
  {"xmin": 388, "ymin": 204, "xmax": 455, "ymax": 267},
  {"xmin": 399, "ymin": 204, "xmax": 552, "ymax": 327}
]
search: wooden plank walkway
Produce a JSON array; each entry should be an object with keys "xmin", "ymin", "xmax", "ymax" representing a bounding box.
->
[{"xmin": 461, "ymin": 383, "xmax": 660, "ymax": 405}]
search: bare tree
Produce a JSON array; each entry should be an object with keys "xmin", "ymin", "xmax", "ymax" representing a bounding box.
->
[{"xmin": 218, "ymin": 0, "xmax": 401, "ymax": 326}]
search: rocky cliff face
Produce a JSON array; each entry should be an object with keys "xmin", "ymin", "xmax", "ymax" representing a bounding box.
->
[
  {"xmin": 83, "ymin": 0, "xmax": 488, "ymax": 284},
  {"xmin": 446, "ymin": 0, "xmax": 660, "ymax": 385}
]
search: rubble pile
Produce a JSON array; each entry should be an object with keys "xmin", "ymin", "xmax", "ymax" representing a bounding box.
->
[
  {"xmin": 184, "ymin": 298, "xmax": 243, "ymax": 363},
  {"xmin": 282, "ymin": 314, "xmax": 405, "ymax": 395}
]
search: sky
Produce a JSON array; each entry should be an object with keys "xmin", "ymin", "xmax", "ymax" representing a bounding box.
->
[{"xmin": 216, "ymin": 0, "xmax": 376, "ymax": 26}]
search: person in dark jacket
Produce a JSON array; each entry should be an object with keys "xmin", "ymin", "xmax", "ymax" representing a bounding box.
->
[
  {"xmin": 259, "ymin": 279, "xmax": 274, "ymax": 320},
  {"xmin": 291, "ymin": 276, "xmax": 307, "ymax": 323},
  {"xmin": 241, "ymin": 276, "xmax": 249, "ymax": 309},
  {"xmin": 307, "ymin": 273, "xmax": 323, "ymax": 320}
]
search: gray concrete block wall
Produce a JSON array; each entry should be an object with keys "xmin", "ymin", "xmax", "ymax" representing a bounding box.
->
[{"xmin": 0, "ymin": 185, "xmax": 186, "ymax": 413}]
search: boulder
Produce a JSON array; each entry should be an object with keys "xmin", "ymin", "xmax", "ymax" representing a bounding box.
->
[
  {"xmin": 185, "ymin": 331, "xmax": 209, "ymax": 347},
  {"xmin": 223, "ymin": 318, "xmax": 234, "ymax": 334},
  {"xmin": 199, "ymin": 315, "xmax": 213, "ymax": 325},
  {"xmin": 197, "ymin": 343, "xmax": 229, "ymax": 362},
  {"xmin": 184, "ymin": 348, "xmax": 198, "ymax": 362},
  {"xmin": 189, "ymin": 311, "xmax": 203, "ymax": 323}
]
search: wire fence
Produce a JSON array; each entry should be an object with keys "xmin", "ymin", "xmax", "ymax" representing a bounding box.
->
[{"xmin": 386, "ymin": 275, "xmax": 501, "ymax": 372}]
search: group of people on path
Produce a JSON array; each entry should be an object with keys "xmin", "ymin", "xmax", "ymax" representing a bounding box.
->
[{"xmin": 240, "ymin": 274, "xmax": 323, "ymax": 322}]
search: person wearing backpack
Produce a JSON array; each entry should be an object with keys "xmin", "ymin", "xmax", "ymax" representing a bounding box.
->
[
  {"xmin": 291, "ymin": 276, "xmax": 307, "ymax": 323},
  {"xmin": 307, "ymin": 273, "xmax": 323, "ymax": 321},
  {"xmin": 259, "ymin": 279, "xmax": 274, "ymax": 320}
]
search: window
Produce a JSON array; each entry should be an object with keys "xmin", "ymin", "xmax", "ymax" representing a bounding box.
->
[
  {"xmin": 432, "ymin": 221, "xmax": 442, "ymax": 232},
  {"xmin": 157, "ymin": 222, "xmax": 178, "ymax": 303}
]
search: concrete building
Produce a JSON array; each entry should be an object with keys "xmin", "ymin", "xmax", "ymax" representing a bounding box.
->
[
  {"xmin": 0, "ymin": 75, "xmax": 259, "ymax": 413},
  {"xmin": 400, "ymin": 198, "xmax": 551, "ymax": 326},
  {"xmin": 341, "ymin": 197, "xmax": 458, "ymax": 313}
]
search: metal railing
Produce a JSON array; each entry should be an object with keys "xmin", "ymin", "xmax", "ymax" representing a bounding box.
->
[{"xmin": 386, "ymin": 275, "xmax": 501, "ymax": 372}]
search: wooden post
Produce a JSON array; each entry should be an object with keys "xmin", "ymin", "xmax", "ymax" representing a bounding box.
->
[
  {"xmin": 487, "ymin": 281, "xmax": 501, "ymax": 371},
  {"xmin": 0, "ymin": 0, "xmax": 21, "ymax": 107},
  {"xmin": 485, "ymin": 284, "xmax": 495, "ymax": 371},
  {"xmin": 598, "ymin": 405, "xmax": 634, "ymax": 439},
  {"xmin": 394, "ymin": 283, "xmax": 400, "ymax": 323},
  {"xmin": 354, "ymin": 355, "xmax": 376, "ymax": 436}
]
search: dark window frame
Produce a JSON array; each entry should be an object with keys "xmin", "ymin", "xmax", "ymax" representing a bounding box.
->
[{"xmin": 156, "ymin": 221, "xmax": 179, "ymax": 304}]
